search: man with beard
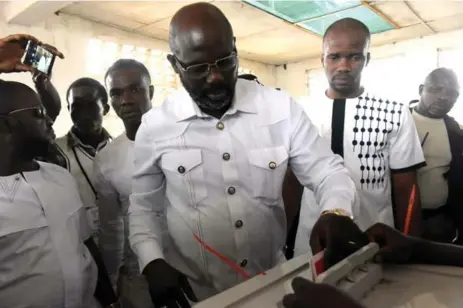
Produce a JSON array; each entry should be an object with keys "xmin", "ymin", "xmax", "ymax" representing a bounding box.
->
[
  {"xmin": 0, "ymin": 80, "xmax": 118, "ymax": 308},
  {"xmin": 93, "ymin": 59, "xmax": 153, "ymax": 308},
  {"xmin": 129, "ymin": 3, "xmax": 367, "ymax": 307},
  {"xmin": 55, "ymin": 78, "xmax": 112, "ymax": 242},
  {"xmin": 293, "ymin": 18, "xmax": 425, "ymax": 257},
  {"xmin": 409, "ymin": 68, "xmax": 463, "ymax": 243}
]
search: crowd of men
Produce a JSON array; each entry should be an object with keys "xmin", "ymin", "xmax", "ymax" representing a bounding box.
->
[{"xmin": 0, "ymin": 2, "xmax": 462, "ymax": 308}]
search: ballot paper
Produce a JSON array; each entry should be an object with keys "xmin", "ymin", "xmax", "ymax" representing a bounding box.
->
[{"xmin": 310, "ymin": 250, "xmax": 326, "ymax": 280}]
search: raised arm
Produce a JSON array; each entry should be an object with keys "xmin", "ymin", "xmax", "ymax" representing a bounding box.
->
[{"xmin": 33, "ymin": 73, "xmax": 61, "ymax": 122}]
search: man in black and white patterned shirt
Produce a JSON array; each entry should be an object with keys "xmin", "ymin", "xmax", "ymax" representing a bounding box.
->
[{"xmin": 293, "ymin": 18, "xmax": 426, "ymax": 257}]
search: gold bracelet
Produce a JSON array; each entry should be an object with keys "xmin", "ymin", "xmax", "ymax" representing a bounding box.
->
[{"xmin": 321, "ymin": 209, "xmax": 353, "ymax": 219}]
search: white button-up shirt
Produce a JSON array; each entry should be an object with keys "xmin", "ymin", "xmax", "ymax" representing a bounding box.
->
[
  {"xmin": 0, "ymin": 162, "xmax": 99, "ymax": 308},
  {"xmin": 129, "ymin": 79, "xmax": 356, "ymax": 296}
]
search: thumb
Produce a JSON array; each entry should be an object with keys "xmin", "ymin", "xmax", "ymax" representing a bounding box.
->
[
  {"xmin": 291, "ymin": 277, "xmax": 315, "ymax": 294},
  {"xmin": 179, "ymin": 274, "xmax": 198, "ymax": 302}
]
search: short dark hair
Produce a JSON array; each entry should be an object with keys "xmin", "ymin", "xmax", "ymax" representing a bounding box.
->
[
  {"xmin": 66, "ymin": 77, "xmax": 108, "ymax": 105},
  {"xmin": 104, "ymin": 58, "xmax": 151, "ymax": 84},
  {"xmin": 323, "ymin": 18, "xmax": 371, "ymax": 45}
]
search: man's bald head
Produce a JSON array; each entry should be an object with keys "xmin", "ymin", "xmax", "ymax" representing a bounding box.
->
[
  {"xmin": 323, "ymin": 18, "xmax": 371, "ymax": 50},
  {"xmin": 0, "ymin": 80, "xmax": 41, "ymax": 114},
  {"xmin": 424, "ymin": 67, "xmax": 459, "ymax": 87},
  {"xmin": 169, "ymin": 2, "xmax": 234, "ymax": 59},
  {"xmin": 418, "ymin": 67, "xmax": 460, "ymax": 118}
]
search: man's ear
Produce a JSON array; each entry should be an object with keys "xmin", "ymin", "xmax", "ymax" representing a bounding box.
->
[
  {"xmin": 419, "ymin": 84, "xmax": 424, "ymax": 96},
  {"xmin": 366, "ymin": 52, "xmax": 371, "ymax": 67},
  {"xmin": 0, "ymin": 117, "xmax": 13, "ymax": 134},
  {"xmin": 149, "ymin": 85, "xmax": 154, "ymax": 100},
  {"xmin": 167, "ymin": 54, "xmax": 179, "ymax": 74}
]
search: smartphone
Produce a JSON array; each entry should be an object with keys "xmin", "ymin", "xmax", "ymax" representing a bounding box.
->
[{"xmin": 21, "ymin": 40, "xmax": 56, "ymax": 76}]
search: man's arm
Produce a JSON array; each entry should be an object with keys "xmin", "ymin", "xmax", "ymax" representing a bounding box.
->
[
  {"xmin": 287, "ymin": 99, "xmax": 356, "ymax": 215},
  {"xmin": 389, "ymin": 106, "xmax": 426, "ymax": 236},
  {"xmin": 93, "ymin": 156, "xmax": 124, "ymax": 291},
  {"xmin": 128, "ymin": 119, "xmax": 166, "ymax": 272},
  {"xmin": 282, "ymin": 169, "xmax": 304, "ymax": 233},
  {"xmin": 33, "ymin": 73, "xmax": 61, "ymax": 122},
  {"xmin": 84, "ymin": 237, "xmax": 119, "ymax": 307}
]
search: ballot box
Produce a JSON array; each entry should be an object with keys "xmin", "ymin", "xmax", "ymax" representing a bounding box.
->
[{"xmin": 193, "ymin": 243, "xmax": 463, "ymax": 308}]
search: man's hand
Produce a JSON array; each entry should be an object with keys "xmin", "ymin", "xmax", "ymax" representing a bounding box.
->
[
  {"xmin": 0, "ymin": 34, "xmax": 64, "ymax": 73},
  {"xmin": 310, "ymin": 213, "xmax": 369, "ymax": 268},
  {"xmin": 365, "ymin": 223, "xmax": 414, "ymax": 264},
  {"xmin": 144, "ymin": 259, "xmax": 197, "ymax": 308},
  {"xmin": 282, "ymin": 277, "xmax": 365, "ymax": 308}
]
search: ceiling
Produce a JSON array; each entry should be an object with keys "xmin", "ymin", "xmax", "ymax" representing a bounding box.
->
[{"xmin": 60, "ymin": 0, "xmax": 463, "ymax": 65}]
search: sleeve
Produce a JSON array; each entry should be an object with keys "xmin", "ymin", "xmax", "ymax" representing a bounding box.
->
[
  {"xmin": 288, "ymin": 99, "xmax": 356, "ymax": 215},
  {"xmin": 389, "ymin": 105, "xmax": 426, "ymax": 171},
  {"xmin": 128, "ymin": 119, "xmax": 166, "ymax": 272},
  {"xmin": 93, "ymin": 156, "xmax": 124, "ymax": 290}
]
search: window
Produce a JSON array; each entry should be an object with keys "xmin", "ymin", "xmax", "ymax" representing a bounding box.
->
[
  {"xmin": 438, "ymin": 48, "xmax": 463, "ymax": 124},
  {"xmin": 238, "ymin": 67, "xmax": 254, "ymax": 75}
]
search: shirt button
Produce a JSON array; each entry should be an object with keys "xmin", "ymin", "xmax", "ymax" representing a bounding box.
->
[
  {"xmin": 235, "ymin": 220, "xmax": 243, "ymax": 228},
  {"xmin": 269, "ymin": 161, "xmax": 277, "ymax": 169},
  {"xmin": 240, "ymin": 259, "xmax": 248, "ymax": 268},
  {"xmin": 216, "ymin": 122, "xmax": 225, "ymax": 130},
  {"xmin": 227, "ymin": 187, "xmax": 236, "ymax": 195},
  {"xmin": 222, "ymin": 153, "xmax": 231, "ymax": 161},
  {"xmin": 178, "ymin": 166, "xmax": 186, "ymax": 174}
]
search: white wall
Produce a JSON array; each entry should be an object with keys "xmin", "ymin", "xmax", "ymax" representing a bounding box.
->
[
  {"xmin": 0, "ymin": 13, "xmax": 276, "ymax": 136},
  {"xmin": 276, "ymin": 28, "xmax": 463, "ymax": 99}
]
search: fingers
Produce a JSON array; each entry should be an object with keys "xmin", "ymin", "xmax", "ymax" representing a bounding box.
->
[
  {"xmin": 179, "ymin": 275, "xmax": 198, "ymax": 302},
  {"xmin": 309, "ymin": 232, "xmax": 324, "ymax": 254},
  {"xmin": 41, "ymin": 43, "xmax": 64, "ymax": 59},
  {"xmin": 174, "ymin": 289, "xmax": 192, "ymax": 308},
  {"xmin": 282, "ymin": 294, "xmax": 297, "ymax": 308},
  {"xmin": 0, "ymin": 34, "xmax": 40, "ymax": 47},
  {"xmin": 291, "ymin": 277, "xmax": 314, "ymax": 294}
]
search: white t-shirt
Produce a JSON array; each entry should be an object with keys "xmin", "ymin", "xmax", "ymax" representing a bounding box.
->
[{"xmin": 295, "ymin": 90, "xmax": 425, "ymax": 256}]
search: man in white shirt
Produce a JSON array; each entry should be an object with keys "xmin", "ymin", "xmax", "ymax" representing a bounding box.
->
[
  {"xmin": 409, "ymin": 68, "xmax": 462, "ymax": 243},
  {"xmin": 55, "ymin": 78, "xmax": 112, "ymax": 242},
  {"xmin": 93, "ymin": 59, "xmax": 153, "ymax": 308},
  {"xmin": 0, "ymin": 79, "xmax": 118, "ymax": 308},
  {"xmin": 129, "ymin": 3, "xmax": 366, "ymax": 307},
  {"xmin": 293, "ymin": 18, "xmax": 425, "ymax": 257}
]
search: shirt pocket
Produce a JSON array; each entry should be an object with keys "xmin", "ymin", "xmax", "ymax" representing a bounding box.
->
[
  {"xmin": 161, "ymin": 149, "xmax": 207, "ymax": 205},
  {"xmin": 248, "ymin": 145, "xmax": 289, "ymax": 201}
]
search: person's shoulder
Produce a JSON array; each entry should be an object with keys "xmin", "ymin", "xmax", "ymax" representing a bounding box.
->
[
  {"xmin": 94, "ymin": 134, "xmax": 127, "ymax": 166},
  {"xmin": 38, "ymin": 161, "xmax": 74, "ymax": 183}
]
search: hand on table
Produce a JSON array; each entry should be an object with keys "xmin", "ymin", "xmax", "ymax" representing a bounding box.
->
[
  {"xmin": 143, "ymin": 259, "xmax": 197, "ymax": 308},
  {"xmin": 282, "ymin": 277, "xmax": 365, "ymax": 308},
  {"xmin": 0, "ymin": 34, "xmax": 63, "ymax": 73},
  {"xmin": 366, "ymin": 223, "xmax": 414, "ymax": 264},
  {"xmin": 310, "ymin": 213, "xmax": 369, "ymax": 268}
]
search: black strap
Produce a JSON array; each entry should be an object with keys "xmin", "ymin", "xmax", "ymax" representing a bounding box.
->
[
  {"xmin": 331, "ymin": 99, "xmax": 346, "ymax": 158},
  {"xmin": 72, "ymin": 146, "xmax": 98, "ymax": 198}
]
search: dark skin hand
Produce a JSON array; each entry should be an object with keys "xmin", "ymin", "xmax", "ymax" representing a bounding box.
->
[
  {"xmin": 367, "ymin": 223, "xmax": 463, "ymax": 267},
  {"xmin": 33, "ymin": 72, "xmax": 61, "ymax": 123},
  {"xmin": 391, "ymin": 171, "xmax": 422, "ymax": 236},
  {"xmin": 282, "ymin": 277, "xmax": 365, "ymax": 308},
  {"xmin": 311, "ymin": 213, "xmax": 369, "ymax": 268}
]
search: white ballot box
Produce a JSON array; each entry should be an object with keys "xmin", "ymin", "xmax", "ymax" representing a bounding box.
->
[{"xmin": 193, "ymin": 243, "xmax": 463, "ymax": 308}]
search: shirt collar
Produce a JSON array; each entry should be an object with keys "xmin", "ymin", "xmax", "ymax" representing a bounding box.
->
[
  {"xmin": 66, "ymin": 128, "xmax": 112, "ymax": 152},
  {"xmin": 171, "ymin": 79, "xmax": 259, "ymax": 122}
]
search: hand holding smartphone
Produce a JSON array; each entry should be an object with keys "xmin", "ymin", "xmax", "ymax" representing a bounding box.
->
[{"xmin": 0, "ymin": 33, "xmax": 63, "ymax": 75}]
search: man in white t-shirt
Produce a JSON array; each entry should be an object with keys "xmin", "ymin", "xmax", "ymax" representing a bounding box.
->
[{"xmin": 293, "ymin": 18, "xmax": 425, "ymax": 257}]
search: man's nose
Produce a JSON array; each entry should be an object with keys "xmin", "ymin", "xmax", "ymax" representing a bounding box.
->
[
  {"xmin": 337, "ymin": 58, "xmax": 352, "ymax": 72},
  {"xmin": 207, "ymin": 67, "xmax": 225, "ymax": 84},
  {"xmin": 121, "ymin": 91, "xmax": 135, "ymax": 105}
]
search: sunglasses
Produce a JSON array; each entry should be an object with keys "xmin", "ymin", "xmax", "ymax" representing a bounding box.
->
[
  {"xmin": 174, "ymin": 52, "xmax": 238, "ymax": 79},
  {"xmin": 5, "ymin": 105, "xmax": 47, "ymax": 118}
]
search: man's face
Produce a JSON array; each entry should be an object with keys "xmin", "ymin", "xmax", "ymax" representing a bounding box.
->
[
  {"xmin": 68, "ymin": 85, "xmax": 106, "ymax": 135},
  {"xmin": 11, "ymin": 102, "xmax": 55, "ymax": 159},
  {"xmin": 168, "ymin": 38, "xmax": 238, "ymax": 111},
  {"xmin": 420, "ymin": 75, "xmax": 460, "ymax": 118},
  {"xmin": 322, "ymin": 32, "xmax": 369, "ymax": 96},
  {"xmin": 106, "ymin": 68, "xmax": 152, "ymax": 127}
]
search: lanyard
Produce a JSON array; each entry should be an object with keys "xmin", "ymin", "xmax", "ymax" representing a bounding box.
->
[{"xmin": 72, "ymin": 146, "xmax": 97, "ymax": 198}]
